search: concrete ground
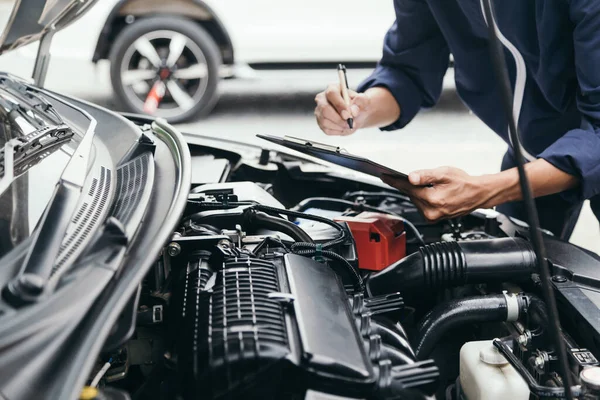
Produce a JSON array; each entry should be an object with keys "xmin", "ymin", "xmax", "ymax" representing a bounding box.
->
[{"xmin": 0, "ymin": 4, "xmax": 598, "ymax": 253}]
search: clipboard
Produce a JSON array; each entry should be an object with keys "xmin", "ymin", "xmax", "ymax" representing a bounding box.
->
[{"xmin": 257, "ymin": 134, "xmax": 408, "ymax": 181}]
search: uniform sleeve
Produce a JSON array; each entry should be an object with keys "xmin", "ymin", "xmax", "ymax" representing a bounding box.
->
[
  {"xmin": 357, "ymin": 0, "xmax": 450, "ymax": 130},
  {"xmin": 538, "ymin": 0, "xmax": 600, "ymax": 201}
]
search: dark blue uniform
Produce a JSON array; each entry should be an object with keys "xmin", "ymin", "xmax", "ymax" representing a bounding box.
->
[{"xmin": 358, "ymin": 0, "xmax": 600, "ymax": 238}]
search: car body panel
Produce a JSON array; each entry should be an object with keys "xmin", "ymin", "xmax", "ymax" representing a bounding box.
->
[
  {"xmin": 202, "ymin": 0, "xmax": 394, "ymax": 63},
  {"xmin": 2, "ymin": 0, "xmax": 393, "ymax": 65}
]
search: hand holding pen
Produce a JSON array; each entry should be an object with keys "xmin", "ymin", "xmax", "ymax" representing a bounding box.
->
[{"xmin": 313, "ymin": 64, "xmax": 374, "ymax": 136}]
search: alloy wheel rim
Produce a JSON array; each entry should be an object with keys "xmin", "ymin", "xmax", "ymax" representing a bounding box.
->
[{"xmin": 119, "ymin": 30, "xmax": 209, "ymax": 119}]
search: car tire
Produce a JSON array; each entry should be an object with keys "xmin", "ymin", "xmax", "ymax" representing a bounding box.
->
[{"xmin": 109, "ymin": 16, "xmax": 221, "ymax": 123}]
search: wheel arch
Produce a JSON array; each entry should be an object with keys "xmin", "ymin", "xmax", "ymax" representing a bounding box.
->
[{"xmin": 92, "ymin": 0, "xmax": 234, "ymax": 65}]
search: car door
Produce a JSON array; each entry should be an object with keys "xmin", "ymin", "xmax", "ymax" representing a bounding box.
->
[{"xmin": 205, "ymin": 0, "xmax": 395, "ymax": 64}]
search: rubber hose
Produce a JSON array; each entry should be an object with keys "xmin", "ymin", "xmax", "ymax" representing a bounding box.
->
[
  {"xmin": 367, "ymin": 237, "xmax": 536, "ymax": 296},
  {"xmin": 414, "ymin": 294, "xmax": 513, "ymax": 359},
  {"xmin": 249, "ymin": 210, "xmax": 314, "ymax": 243}
]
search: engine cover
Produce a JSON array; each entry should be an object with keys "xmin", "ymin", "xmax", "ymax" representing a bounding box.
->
[{"xmin": 172, "ymin": 247, "xmax": 436, "ymax": 399}]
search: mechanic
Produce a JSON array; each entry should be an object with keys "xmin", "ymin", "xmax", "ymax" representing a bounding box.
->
[{"xmin": 314, "ymin": 0, "xmax": 600, "ymax": 239}]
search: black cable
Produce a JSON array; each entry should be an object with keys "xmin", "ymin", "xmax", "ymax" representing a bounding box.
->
[
  {"xmin": 186, "ymin": 202, "xmax": 361, "ymax": 290},
  {"xmin": 255, "ymin": 203, "xmax": 344, "ymax": 234},
  {"xmin": 247, "ymin": 204, "xmax": 363, "ymax": 290},
  {"xmin": 184, "ymin": 201, "xmax": 255, "ymax": 222},
  {"xmin": 186, "ymin": 202, "xmax": 346, "ymax": 246},
  {"xmin": 249, "ymin": 210, "xmax": 314, "ymax": 243},
  {"xmin": 482, "ymin": 1, "xmax": 573, "ymax": 397},
  {"xmin": 254, "ymin": 204, "xmax": 348, "ymax": 248},
  {"xmin": 365, "ymin": 207, "xmax": 425, "ymax": 246},
  {"xmin": 293, "ymin": 246, "xmax": 364, "ymax": 292}
]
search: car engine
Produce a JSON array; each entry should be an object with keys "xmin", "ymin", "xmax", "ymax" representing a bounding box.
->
[{"xmin": 96, "ymin": 178, "xmax": 600, "ymax": 399}]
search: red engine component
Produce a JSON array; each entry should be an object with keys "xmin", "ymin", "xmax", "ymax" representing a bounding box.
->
[{"xmin": 334, "ymin": 212, "xmax": 406, "ymax": 271}]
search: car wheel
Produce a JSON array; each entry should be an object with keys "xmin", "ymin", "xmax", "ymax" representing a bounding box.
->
[{"xmin": 109, "ymin": 16, "xmax": 221, "ymax": 123}]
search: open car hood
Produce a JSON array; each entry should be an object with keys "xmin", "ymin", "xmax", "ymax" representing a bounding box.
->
[{"xmin": 0, "ymin": 0, "xmax": 97, "ymax": 54}]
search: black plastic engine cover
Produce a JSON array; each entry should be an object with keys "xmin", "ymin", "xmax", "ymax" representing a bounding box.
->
[
  {"xmin": 174, "ymin": 254, "xmax": 291, "ymax": 399},
  {"xmin": 284, "ymin": 253, "xmax": 374, "ymax": 381},
  {"xmin": 174, "ymin": 251, "xmax": 381, "ymax": 399}
]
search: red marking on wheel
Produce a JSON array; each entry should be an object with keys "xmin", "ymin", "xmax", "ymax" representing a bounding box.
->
[
  {"xmin": 143, "ymin": 81, "xmax": 166, "ymax": 114},
  {"xmin": 159, "ymin": 68, "xmax": 171, "ymax": 80}
]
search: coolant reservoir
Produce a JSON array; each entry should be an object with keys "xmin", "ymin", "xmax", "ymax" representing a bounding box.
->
[{"xmin": 459, "ymin": 340, "xmax": 529, "ymax": 400}]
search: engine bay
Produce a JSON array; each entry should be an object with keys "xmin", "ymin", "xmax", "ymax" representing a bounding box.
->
[{"xmin": 92, "ymin": 152, "xmax": 600, "ymax": 400}]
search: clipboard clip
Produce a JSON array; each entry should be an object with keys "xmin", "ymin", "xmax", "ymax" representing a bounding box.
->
[{"xmin": 283, "ymin": 136, "xmax": 348, "ymax": 154}]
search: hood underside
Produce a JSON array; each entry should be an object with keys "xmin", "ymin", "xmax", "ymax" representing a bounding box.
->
[{"xmin": 0, "ymin": 0, "xmax": 97, "ymax": 54}]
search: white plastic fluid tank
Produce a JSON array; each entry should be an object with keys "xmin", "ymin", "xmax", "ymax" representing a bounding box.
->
[{"xmin": 459, "ymin": 340, "xmax": 529, "ymax": 400}]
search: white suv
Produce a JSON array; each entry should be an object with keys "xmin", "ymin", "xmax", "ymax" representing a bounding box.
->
[{"xmin": 3, "ymin": 0, "xmax": 394, "ymax": 122}]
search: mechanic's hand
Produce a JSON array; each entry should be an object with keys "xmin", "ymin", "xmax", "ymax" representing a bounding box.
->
[
  {"xmin": 314, "ymin": 84, "xmax": 371, "ymax": 136},
  {"xmin": 381, "ymin": 167, "xmax": 491, "ymax": 222}
]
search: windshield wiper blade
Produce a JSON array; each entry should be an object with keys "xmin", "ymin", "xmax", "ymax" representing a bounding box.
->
[
  {"xmin": 0, "ymin": 124, "xmax": 74, "ymax": 195},
  {"xmin": 1, "ymin": 124, "xmax": 73, "ymax": 173},
  {"xmin": 2, "ymin": 97, "xmax": 97, "ymax": 306}
]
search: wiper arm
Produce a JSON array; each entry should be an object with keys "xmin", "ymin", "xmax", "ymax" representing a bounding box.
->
[
  {"xmin": 2, "ymin": 100, "xmax": 97, "ymax": 306},
  {"xmin": 0, "ymin": 75, "xmax": 63, "ymax": 125}
]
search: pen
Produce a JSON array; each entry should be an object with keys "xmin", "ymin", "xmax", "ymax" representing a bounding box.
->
[{"xmin": 337, "ymin": 64, "xmax": 354, "ymax": 129}]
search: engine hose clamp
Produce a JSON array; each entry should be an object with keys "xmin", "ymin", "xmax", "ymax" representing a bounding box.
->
[{"xmin": 503, "ymin": 291, "xmax": 520, "ymax": 322}]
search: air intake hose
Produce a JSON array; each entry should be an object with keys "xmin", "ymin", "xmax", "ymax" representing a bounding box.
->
[
  {"xmin": 414, "ymin": 293, "xmax": 530, "ymax": 359},
  {"xmin": 366, "ymin": 237, "xmax": 535, "ymax": 296}
]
